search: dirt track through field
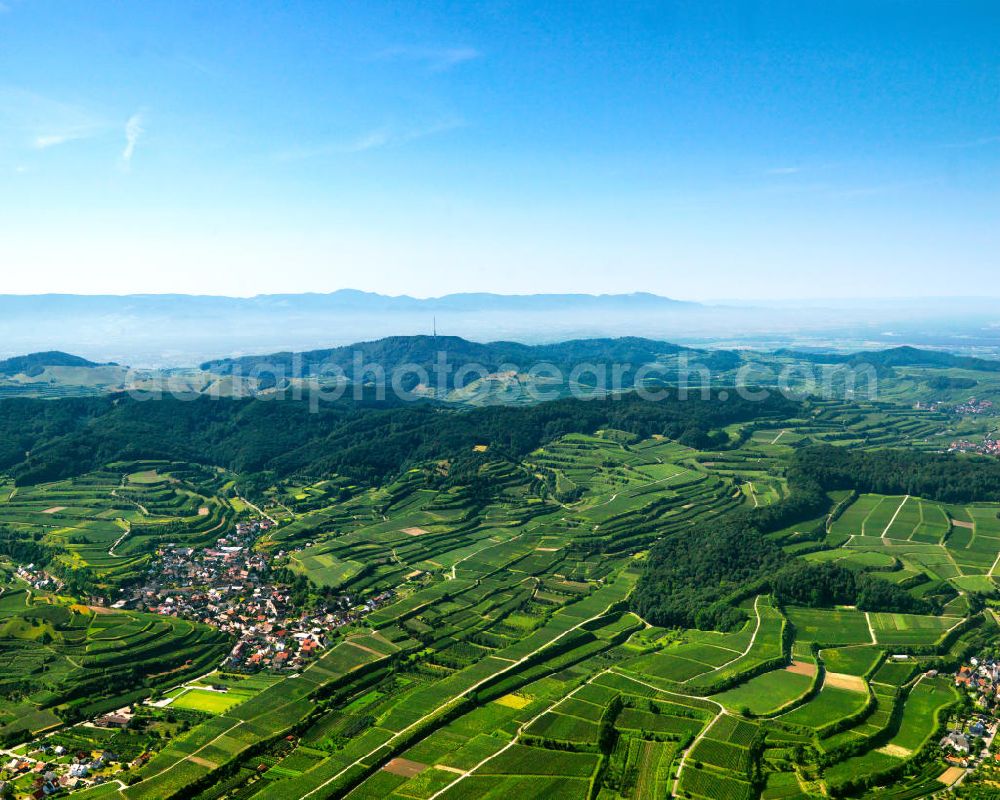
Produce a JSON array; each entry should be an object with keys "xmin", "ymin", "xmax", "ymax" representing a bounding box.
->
[
  {"xmin": 344, "ymin": 640, "xmax": 383, "ymax": 657},
  {"xmin": 881, "ymin": 495, "xmax": 910, "ymax": 540}
]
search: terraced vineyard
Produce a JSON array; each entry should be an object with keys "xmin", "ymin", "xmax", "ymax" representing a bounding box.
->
[
  {"xmin": 0, "ymin": 393, "xmax": 997, "ymax": 799},
  {"xmin": 0, "ymin": 581, "xmax": 229, "ymax": 741},
  {"xmin": 0, "ymin": 461, "xmax": 232, "ymax": 591}
]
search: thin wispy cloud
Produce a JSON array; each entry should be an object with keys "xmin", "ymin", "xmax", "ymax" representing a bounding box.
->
[
  {"xmin": 34, "ymin": 130, "xmax": 92, "ymax": 149},
  {"xmin": 1, "ymin": 87, "xmax": 105, "ymax": 149},
  {"xmin": 121, "ymin": 110, "xmax": 144, "ymax": 165},
  {"xmin": 765, "ymin": 166, "xmax": 802, "ymax": 175},
  {"xmin": 372, "ymin": 45, "xmax": 481, "ymax": 72},
  {"xmin": 338, "ymin": 127, "xmax": 393, "ymax": 154},
  {"xmin": 276, "ymin": 117, "xmax": 465, "ymax": 161}
]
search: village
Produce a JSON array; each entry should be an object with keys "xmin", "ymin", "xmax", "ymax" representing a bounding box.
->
[
  {"xmin": 113, "ymin": 517, "xmax": 397, "ymax": 672},
  {"xmin": 948, "ymin": 437, "xmax": 1000, "ymax": 457},
  {"xmin": 935, "ymin": 655, "xmax": 1000, "ymax": 790},
  {"xmin": 0, "ymin": 514, "xmax": 403, "ymax": 798},
  {"xmin": 952, "ymin": 398, "xmax": 995, "ymax": 417},
  {"xmin": 1, "ymin": 743, "xmax": 122, "ymax": 798},
  {"xmin": 915, "ymin": 398, "xmax": 995, "ymax": 417}
]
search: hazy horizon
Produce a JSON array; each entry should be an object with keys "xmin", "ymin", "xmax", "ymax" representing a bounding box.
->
[
  {"xmin": 1, "ymin": 290, "xmax": 999, "ymax": 368},
  {"xmin": 1, "ymin": 288, "xmax": 1000, "ymax": 304}
]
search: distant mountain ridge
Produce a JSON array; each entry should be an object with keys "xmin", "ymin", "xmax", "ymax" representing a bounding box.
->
[
  {"xmin": 0, "ymin": 289, "xmax": 698, "ymax": 314},
  {"xmin": 0, "ymin": 351, "xmax": 108, "ymax": 377},
  {"xmin": 774, "ymin": 345, "xmax": 1000, "ymax": 372},
  {"xmin": 3, "ymin": 291, "xmax": 1000, "ymax": 368}
]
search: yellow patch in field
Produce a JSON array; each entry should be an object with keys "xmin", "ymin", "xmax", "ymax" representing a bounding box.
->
[
  {"xmin": 785, "ymin": 660, "xmax": 816, "ymax": 677},
  {"xmin": 383, "ymin": 757, "xmax": 426, "ymax": 777},
  {"xmin": 825, "ymin": 672, "xmax": 867, "ymax": 693},
  {"xmin": 494, "ymin": 693, "xmax": 531, "ymax": 709},
  {"xmin": 472, "ymin": 444, "xmax": 488, "ymax": 452},
  {"xmin": 938, "ymin": 766, "xmax": 965, "ymax": 785},
  {"xmin": 401, "ymin": 527, "xmax": 428, "ymax": 536},
  {"xmin": 877, "ymin": 744, "xmax": 912, "ymax": 758}
]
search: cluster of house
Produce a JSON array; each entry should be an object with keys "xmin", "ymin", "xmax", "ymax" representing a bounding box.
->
[
  {"xmin": 938, "ymin": 659, "xmax": 1000, "ymax": 765},
  {"xmin": 233, "ymin": 517, "xmax": 276, "ymax": 539},
  {"xmin": 915, "ymin": 397, "xmax": 995, "ymax": 417},
  {"xmin": 954, "ymin": 398, "xmax": 995, "ymax": 416},
  {"xmin": 219, "ymin": 587, "xmax": 396, "ymax": 672},
  {"xmin": 0, "ymin": 747, "xmax": 117, "ymax": 798},
  {"xmin": 112, "ymin": 517, "xmax": 397, "ymax": 672},
  {"xmin": 148, "ymin": 519, "xmax": 273, "ymax": 588},
  {"xmin": 13, "ymin": 564, "xmax": 63, "ymax": 593},
  {"xmin": 954, "ymin": 658, "xmax": 1000, "ymax": 706},
  {"xmin": 939, "ymin": 716, "xmax": 992, "ymax": 769},
  {"xmin": 949, "ymin": 437, "xmax": 1000, "ymax": 456}
]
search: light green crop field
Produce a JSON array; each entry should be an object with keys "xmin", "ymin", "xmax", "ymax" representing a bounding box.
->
[
  {"xmin": 785, "ymin": 607, "xmax": 872, "ymax": 646},
  {"xmin": 714, "ymin": 666, "xmax": 814, "ymax": 715},
  {"xmin": 168, "ymin": 688, "xmax": 248, "ymax": 714}
]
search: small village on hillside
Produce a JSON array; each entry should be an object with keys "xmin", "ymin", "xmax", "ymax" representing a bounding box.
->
[
  {"xmin": 114, "ymin": 518, "xmax": 397, "ymax": 673},
  {"xmin": 0, "ymin": 513, "xmax": 405, "ymax": 798}
]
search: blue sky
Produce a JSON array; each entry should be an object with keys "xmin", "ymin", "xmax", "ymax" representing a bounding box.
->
[{"xmin": 1, "ymin": 0, "xmax": 998, "ymax": 299}]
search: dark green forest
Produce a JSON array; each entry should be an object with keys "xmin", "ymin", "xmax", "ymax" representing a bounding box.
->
[
  {"xmin": 791, "ymin": 445, "xmax": 1000, "ymax": 503},
  {"xmin": 0, "ymin": 389, "xmax": 793, "ymax": 487}
]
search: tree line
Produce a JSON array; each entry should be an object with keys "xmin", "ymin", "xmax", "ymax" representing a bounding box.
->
[{"xmin": 790, "ymin": 444, "xmax": 1000, "ymax": 503}]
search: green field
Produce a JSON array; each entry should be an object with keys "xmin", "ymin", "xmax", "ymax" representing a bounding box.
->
[
  {"xmin": 168, "ymin": 688, "xmax": 248, "ymax": 714},
  {"xmin": 714, "ymin": 666, "xmax": 815, "ymax": 716}
]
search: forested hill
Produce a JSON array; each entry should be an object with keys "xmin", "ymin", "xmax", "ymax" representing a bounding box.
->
[
  {"xmin": 774, "ymin": 345, "xmax": 1000, "ymax": 372},
  {"xmin": 199, "ymin": 335, "xmax": 741, "ymax": 384},
  {"xmin": 791, "ymin": 444, "xmax": 1000, "ymax": 503},
  {"xmin": 632, "ymin": 442, "xmax": 1000, "ymax": 631},
  {"xmin": 0, "ymin": 351, "xmax": 106, "ymax": 376},
  {"xmin": 0, "ymin": 389, "xmax": 792, "ymax": 487}
]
